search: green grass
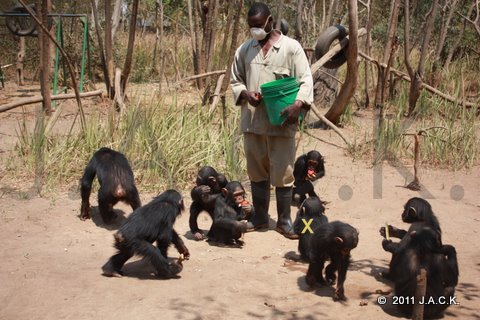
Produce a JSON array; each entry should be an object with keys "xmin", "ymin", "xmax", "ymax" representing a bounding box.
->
[{"xmin": 10, "ymin": 96, "xmax": 245, "ymax": 194}]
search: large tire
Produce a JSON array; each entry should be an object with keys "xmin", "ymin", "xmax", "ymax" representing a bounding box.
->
[
  {"xmin": 314, "ymin": 25, "xmax": 348, "ymax": 69},
  {"xmin": 280, "ymin": 18, "xmax": 289, "ymax": 35},
  {"xmin": 5, "ymin": 4, "xmax": 37, "ymax": 37}
]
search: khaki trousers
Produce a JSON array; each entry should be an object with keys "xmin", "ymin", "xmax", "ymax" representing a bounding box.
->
[{"xmin": 243, "ymin": 132, "xmax": 295, "ymax": 187}]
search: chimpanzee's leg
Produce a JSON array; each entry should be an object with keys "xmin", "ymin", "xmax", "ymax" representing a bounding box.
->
[
  {"xmin": 98, "ymin": 188, "xmax": 118, "ymax": 223},
  {"xmin": 102, "ymin": 237, "xmax": 134, "ymax": 277},
  {"xmin": 126, "ymin": 185, "xmax": 141, "ymax": 211},
  {"xmin": 306, "ymin": 259, "xmax": 326, "ymax": 287},
  {"xmin": 131, "ymin": 238, "xmax": 182, "ymax": 278}
]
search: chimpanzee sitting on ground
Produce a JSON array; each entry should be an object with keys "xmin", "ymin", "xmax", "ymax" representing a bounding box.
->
[
  {"xmin": 385, "ymin": 223, "xmax": 458, "ymax": 318},
  {"xmin": 102, "ymin": 189, "xmax": 190, "ymax": 279},
  {"xmin": 292, "ymin": 151, "xmax": 325, "ymax": 206},
  {"xmin": 189, "ymin": 166, "xmax": 228, "ymax": 240},
  {"xmin": 380, "ymin": 197, "xmax": 442, "ymax": 279},
  {"xmin": 380, "ymin": 197, "xmax": 442, "ymax": 241},
  {"xmin": 293, "ymin": 197, "xmax": 328, "ymax": 261},
  {"xmin": 207, "ymin": 181, "xmax": 252, "ymax": 246},
  {"xmin": 80, "ymin": 147, "xmax": 141, "ymax": 223},
  {"xmin": 305, "ymin": 221, "xmax": 359, "ymax": 301}
]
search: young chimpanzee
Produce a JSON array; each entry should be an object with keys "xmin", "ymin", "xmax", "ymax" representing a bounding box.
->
[
  {"xmin": 380, "ymin": 197, "xmax": 442, "ymax": 279},
  {"xmin": 305, "ymin": 221, "xmax": 359, "ymax": 301},
  {"xmin": 293, "ymin": 197, "xmax": 328, "ymax": 261},
  {"xmin": 189, "ymin": 166, "xmax": 229, "ymax": 240},
  {"xmin": 388, "ymin": 224, "xmax": 458, "ymax": 318},
  {"xmin": 80, "ymin": 147, "xmax": 141, "ymax": 223},
  {"xmin": 102, "ymin": 189, "xmax": 190, "ymax": 279},
  {"xmin": 380, "ymin": 197, "xmax": 442, "ymax": 241},
  {"xmin": 207, "ymin": 181, "xmax": 252, "ymax": 246},
  {"xmin": 292, "ymin": 150, "xmax": 325, "ymax": 206}
]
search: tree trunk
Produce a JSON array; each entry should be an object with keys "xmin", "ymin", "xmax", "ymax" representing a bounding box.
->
[
  {"xmin": 221, "ymin": 0, "xmax": 243, "ymax": 93},
  {"xmin": 276, "ymin": 0, "xmax": 285, "ymax": 30},
  {"xmin": 194, "ymin": 0, "xmax": 205, "ymax": 88},
  {"xmin": 104, "ymin": 0, "xmax": 114, "ymax": 97},
  {"xmin": 37, "ymin": 0, "xmax": 53, "ymax": 115},
  {"xmin": 406, "ymin": 0, "xmax": 439, "ymax": 116},
  {"xmin": 16, "ymin": 36, "xmax": 25, "ymax": 86},
  {"xmin": 295, "ymin": 0, "xmax": 304, "ymax": 44},
  {"xmin": 90, "ymin": 0, "xmax": 110, "ymax": 94},
  {"xmin": 121, "ymin": 0, "xmax": 139, "ymax": 95},
  {"xmin": 32, "ymin": 0, "xmax": 53, "ymax": 196},
  {"xmin": 374, "ymin": 0, "xmax": 400, "ymax": 107},
  {"xmin": 443, "ymin": 2, "xmax": 474, "ymax": 69},
  {"xmin": 324, "ymin": 0, "xmax": 358, "ymax": 125},
  {"xmin": 111, "ymin": 0, "xmax": 123, "ymax": 40},
  {"xmin": 363, "ymin": 0, "xmax": 373, "ymax": 108}
]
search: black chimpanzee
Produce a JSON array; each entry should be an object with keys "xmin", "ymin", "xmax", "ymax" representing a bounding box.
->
[
  {"xmin": 207, "ymin": 181, "xmax": 252, "ymax": 246},
  {"xmin": 305, "ymin": 221, "xmax": 359, "ymax": 301},
  {"xmin": 102, "ymin": 189, "xmax": 190, "ymax": 279},
  {"xmin": 292, "ymin": 151, "xmax": 325, "ymax": 205},
  {"xmin": 293, "ymin": 197, "xmax": 328, "ymax": 261},
  {"xmin": 80, "ymin": 147, "xmax": 141, "ymax": 223},
  {"xmin": 380, "ymin": 197, "xmax": 442, "ymax": 279},
  {"xmin": 380, "ymin": 197, "xmax": 442, "ymax": 241},
  {"xmin": 189, "ymin": 166, "xmax": 228, "ymax": 240},
  {"xmin": 386, "ymin": 224, "xmax": 459, "ymax": 318}
]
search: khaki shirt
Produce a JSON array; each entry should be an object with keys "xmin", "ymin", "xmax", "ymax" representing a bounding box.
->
[{"xmin": 231, "ymin": 33, "xmax": 314, "ymax": 137}]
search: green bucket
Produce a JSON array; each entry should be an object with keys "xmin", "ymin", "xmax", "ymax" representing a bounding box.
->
[{"xmin": 260, "ymin": 77, "xmax": 301, "ymax": 126}]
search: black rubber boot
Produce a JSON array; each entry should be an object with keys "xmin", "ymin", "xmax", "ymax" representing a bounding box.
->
[
  {"xmin": 246, "ymin": 181, "xmax": 270, "ymax": 232},
  {"xmin": 275, "ymin": 186, "xmax": 298, "ymax": 239}
]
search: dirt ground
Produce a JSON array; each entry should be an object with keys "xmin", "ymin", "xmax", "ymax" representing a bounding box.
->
[{"xmin": 0, "ymin": 82, "xmax": 479, "ymax": 319}]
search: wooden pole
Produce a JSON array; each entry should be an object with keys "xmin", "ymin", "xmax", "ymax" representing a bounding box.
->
[
  {"xmin": 412, "ymin": 268, "xmax": 427, "ymax": 320},
  {"xmin": 0, "ymin": 89, "xmax": 103, "ymax": 113}
]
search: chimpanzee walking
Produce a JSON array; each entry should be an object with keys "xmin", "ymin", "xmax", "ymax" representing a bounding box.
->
[
  {"xmin": 80, "ymin": 147, "xmax": 141, "ymax": 223},
  {"xmin": 102, "ymin": 190, "xmax": 189, "ymax": 279}
]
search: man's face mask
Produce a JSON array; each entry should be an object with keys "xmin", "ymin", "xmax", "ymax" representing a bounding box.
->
[{"xmin": 250, "ymin": 15, "xmax": 271, "ymax": 41}]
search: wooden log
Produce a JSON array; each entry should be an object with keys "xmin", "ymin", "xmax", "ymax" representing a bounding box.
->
[
  {"xmin": 309, "ymin": 103, "xmax": 351, "ymax": 147},
  {"xmin": 412, "ymin": 268, "xmax": 427, "ymax": 320},
  {"xmin": 0, "ymin": 89, "xmax": 103, "ymax": 113}
]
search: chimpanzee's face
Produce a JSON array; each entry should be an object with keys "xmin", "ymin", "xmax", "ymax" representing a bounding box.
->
[{"xmin": 232, "ymin": 190, "xmax": 246, "ymax": 206}]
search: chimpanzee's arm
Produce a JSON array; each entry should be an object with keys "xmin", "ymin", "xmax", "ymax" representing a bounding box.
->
[
  {"xmin": 333, "ymin": 255, "xmax": 350, "ymax": 301},
  {"xmin": 189, "ymin": 203, "xmax": 203, "ymax": 234},
  {"xmin": 172, "ymin": 229, "xmax": 190, "ymax": 258},
  {"xmin": 382, "ymin": 239, "xmax": 400, "ymax": 253},
  {"xmin": 293, "ymin": 156, "xmax": 307, "ymax": 182}
]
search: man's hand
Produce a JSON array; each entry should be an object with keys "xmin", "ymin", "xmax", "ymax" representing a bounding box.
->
[
  {"xmin": 241, "ymin": 90, "xmax": 262, "ymax": 107},
  {"xmin": 280, "ymin": 100, "xmax": 303, "ymax": 126}
]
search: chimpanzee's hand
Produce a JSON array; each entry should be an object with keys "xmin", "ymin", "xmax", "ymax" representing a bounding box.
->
[
  {"xmin": 333, "ymin": 287, "xmax": 346, "ymax": 301},
  {"xmin": 193, "ymin": 231, "xmax": 206, "ymax": 241},
  {"xmin": 280, "ymin": 100, "xmax": 303, "ymax": 126},
  {"xmin": 241, "ymin": 90, "xmax": 262, "ymax": 107},
  {"xmin": 380, "ymin": 225, "xmax": 399, "ymax": 238},
  {"xmin": 382, "ymin": 239, "xmax": 392, "ymax": 250},
  {"xmin": 306, "ymin": 172, "xmax": 317, "ymax": 181}
]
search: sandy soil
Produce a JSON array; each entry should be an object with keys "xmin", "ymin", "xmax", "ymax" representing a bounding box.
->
[{"xmin": 0, "ymin": 82, "xmax": 479, "ymax": 320}]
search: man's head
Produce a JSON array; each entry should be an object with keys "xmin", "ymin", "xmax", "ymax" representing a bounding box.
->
[{"xmin": 247, "ymin": 2, "xmax": 273, "ymax": 41}]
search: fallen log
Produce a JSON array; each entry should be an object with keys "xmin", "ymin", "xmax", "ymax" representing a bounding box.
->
[
  {"xmin": 359, "ymin": 51, "xmax": 477, "ymax": 108},
  {"xmin": 0, "ymin": 89, "xmax": 103, "ymax": 113}
]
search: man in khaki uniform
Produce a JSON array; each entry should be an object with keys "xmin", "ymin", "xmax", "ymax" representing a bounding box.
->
[{"xmin": 230, "ymin": 2, "xmax": 313, "ymax": 239}]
